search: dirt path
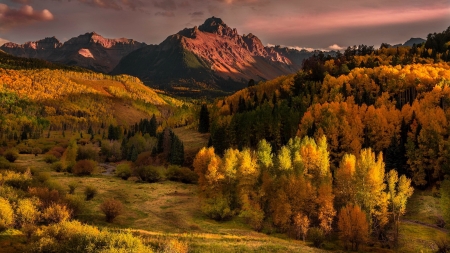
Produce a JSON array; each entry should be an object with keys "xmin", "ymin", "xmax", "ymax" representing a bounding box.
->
[
  {"xmin": 99, "ymin": 163, "xmax": 116, "ymax": 176},
  {"xmin": 401, "ymin": 219, "xmax": 449, "ymax": 233}
]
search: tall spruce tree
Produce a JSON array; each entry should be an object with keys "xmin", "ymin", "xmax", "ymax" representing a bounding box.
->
[{"xmin": 198, "ymin": 104, "xmax": 210, "ymax": 133}]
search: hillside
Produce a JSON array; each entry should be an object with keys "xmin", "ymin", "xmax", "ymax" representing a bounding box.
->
[
  {"xmin": 0, "ymin": 53, "xmax": 194, "ymax": 146},
  {"xmin": 0, "ymin": 32, "xmax": 146, "ymax": 73}
]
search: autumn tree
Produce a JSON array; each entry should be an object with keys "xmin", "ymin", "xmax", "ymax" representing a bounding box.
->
[
  {"xmin": 335, "ymin": 154, "xmax": 357, "ymax": 209},
  {"xmin": 338, "ymin": 204, "xmax": 369, "ymax": 251},
  {"xmin": 387, "ymin": 169, "xmax": 414, "ymax": 245},
  {"xmin": 293, "ymin": 212, "xmax": 310, "ymax": 241}
]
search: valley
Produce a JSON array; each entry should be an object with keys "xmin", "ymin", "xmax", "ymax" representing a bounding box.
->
[{"xmin": 0, "ymin": 6, "xmax": 449, "ymax": 253}]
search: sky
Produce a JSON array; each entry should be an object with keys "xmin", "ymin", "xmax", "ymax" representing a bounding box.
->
[{"xmin": 0, "ymin": 0, "xmax": 449, "ymax": 50}]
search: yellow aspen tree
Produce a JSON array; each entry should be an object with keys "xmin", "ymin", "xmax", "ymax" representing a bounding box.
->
[{"xmin": 387, "ymin": 169, "xmax": 414, "ymax": 244}]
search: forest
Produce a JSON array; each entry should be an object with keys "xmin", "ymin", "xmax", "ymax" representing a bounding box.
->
[{"xmin": 0, "ymin": 26, "xmax": 449, "ymax": 252}]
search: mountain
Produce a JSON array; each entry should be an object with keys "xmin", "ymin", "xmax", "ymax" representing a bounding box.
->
[
  {"xmin": 381, "ymin": 37, "xmax": 426, "ymax": 48},
  {"xmin": 403, "ymin": 37, "xmax": 426, "ymax": 47},
  {"xmin": 113, "ymin": 17, "xmax": 316, "ymax": 95},
  {"xmin": 1, "ymin": 32, "xmax": 146, "ymax": 73}
]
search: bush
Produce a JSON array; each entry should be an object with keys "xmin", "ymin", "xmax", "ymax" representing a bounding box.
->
[
  {"xmin": 32, "ymin": 147, "xmax": 42, "ymax": 156},
  {"xmin": 68, "ymin": 181, "xmax": 78, "ymax": 194},
  {"xmin": 76, "ymin": 146, "xmax": 99, "ymax": 161},
  {"xmin": 100, "ymin": 199, "xmax": 123, "ymax": 222},
  {"xmin": 4, "ymin": 149, "xmax": 19, "ymax": 162},
  {"xmin": 134, "ymin": 166, "xmax": 164, "ymax": 183},
  {"xmin": 166, "ymin": 165, "xmax": 198, "ymax": 184},
  {"xmin": 47, "ymin": 146, "xmax": 65, "ymax": 158},
  {"xmin": 84, "ymin": 185, "xmax": 98, "ymax": 201},
  {"xmin": 64, "ymin": 195, "xmax": 85, "ymax": 218},
  {"xmin": 35, "ymin": 172, "xmax": 51, "ymax": 184},
  {"xmin": 29, "ymin": 221, "xmax": 152, "ymax": 253},
  {"xmin": 0, "ymin": 197, "xmax": 14, "ymax": 231},
  {"xmin": 51, "ymin": 162, "xmax": 63, "ymax": 172},
  {"xmin": 308, "ymin": 227, "xmax": 325, "ymax": 248},
  {"xmin": 42, "ymin": 203, "xmax": 71, "ymax": 224},
  {"xmin": 201, "ymin": 196, "xmax": 234, "ymax": 221},
  {"xmin": 15, "ymin": 198, "xmax": 40, "ymax": 227},
  {"xmin": 3, "ymin": 169, "xmax": 32, "ymax": 190},
  {"xmin": 73, "ymin": 160, "xmax": 97, "ymax": 176},
  {"xmin": 115, "ymin": 163, "xmax": 132, "ymax": 180},
  {"xmin": 0, "ymin": 156, "xmax": 15, "ymax": 170},
  {"xmin": 163, "ymin": 239, "xmax": 189, "ymax": 253},
  {"xmin": 43, "ymin": 154, "xmax": 58, "ymax": 164},
  {"xmin": 16, "ymin": 143, "xmax": 32, "ymax": 154},
  {"xmin": 28, "ymin": 187, "xmax": 61, "ymax": 208},
  {"xmin": 436, "ymin": 236, "xmax": 450, "ymax": 253}
]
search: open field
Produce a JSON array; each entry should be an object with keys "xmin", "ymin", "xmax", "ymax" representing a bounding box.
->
[
  {"xmin": 173, "ymin": 126, "xmax": 210, "ymax": 165},
  {"xmin": 4, "ymin": 153, "xmax": 449, "ymax": 252}
]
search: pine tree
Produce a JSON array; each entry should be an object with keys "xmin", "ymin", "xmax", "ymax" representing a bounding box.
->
[
  {"xmin": 149, "ymin": 114, "xmax": 157, "ymax": 137},
  {"xmin": 198, "ymin": 104, "xmax": 210, "ymax": 133}
]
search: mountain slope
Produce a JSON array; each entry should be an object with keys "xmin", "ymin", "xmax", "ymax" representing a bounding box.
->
[
  {"xmin": 1, "ymin": 32, "xmax": 146, "ymax": 73},
  {"xmin": 113, "ymin": 17, "xmax": 314, "ymax": 95}
]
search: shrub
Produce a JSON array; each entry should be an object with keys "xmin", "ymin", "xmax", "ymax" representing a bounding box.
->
[
  {"xmin": 115, "ymin": 163, "xmax": 132, "ymax": 180},
  {"xmin": 163, "ymin": 239, "xmax": 189, "ymax": 253},
  {"xmin": 68, "ymin": 181, "xmax": 78, "ymax": 194},
  {"xmin": 64, "ymin": 195, "xmax": 85, "ymax": 218},
  {"xmin": 16, "ymin": 143, "xmax": 32, "ymax": 154},
  {"xmin": 73, "ymin": 160, "xmax": 97, "ymax": 176},
  {"xmin": 0, "ymin": 156, "xmax": 15, "ymax": 170},
  {"xmin": 100, "ymin": 199, "xmax": 123, "ymax": 222},
  {"xmin": 0, "ymin": 197, "xmax": 14, "ymax": 231},
  {"xmin": 47, "ymin": 146, "xmax": 65, "ymax": 158},
  {"xmin": 84, "ymin": 185, "xmax": 98, "ymax": 201},
  {"xmin": 308, "ymin": 227, "xmax": 325, "ymax": 248},
  {"xmin": 35, "ymin": 172, "xmax": 51, "ymax": 184},
  {"xmin": 51, "ymin": 162, "xmax": 63, "ymax": 172},
  {"xmin": 436, "ymin": 236, "xmax": 450, "ymax": 253},
  {"xmin": 28, "ymin": 187, "xmax": 61, "ymax": 208},
  {"xmin": 42, "ymin": 203, "xmax": 71, "ymax": 224},
  {"xmin": 3, "ymin": 169, "xmax": 32, "ymax": 190},
  {"xmin": 43, "ymin": 154, "xmax": 58, "ymax": 164},
  {"xmin": 4, "ymin": 149, "xmax": 19, "ymax": 162},
  {"xmin": 30, "ymin": 221, "xmax": 152, "ymax": 253},
  {"xmin": 134, "ymin": 166, "xmax": 164, "ymax": 183},
  {"xmin": 201, "ymin": 196, "xmax": 233, "ymax": 221},
  {"xmin": 76, "ymin": 146, "xmax": 99, "ymax": 161},
  {"xmin": 15, "ymin": 198, "xmax": 40, "ymax": 227},
  {"xmin": 32, "ymin": 147, "xmax": 42, "ymax": 156},
  {"xmin": 166, "ymin": 165, "xmax": 198, "ymax": 184}
]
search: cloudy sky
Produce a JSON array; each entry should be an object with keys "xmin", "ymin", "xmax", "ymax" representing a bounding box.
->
[{"xmin": 0, "ymin": 0, "xmax": 449, "ymax": 50}]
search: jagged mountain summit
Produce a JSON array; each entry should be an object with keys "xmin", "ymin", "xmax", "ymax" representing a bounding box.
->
[
  {"xmin": 1, "ymin": 32, "xmax": 146, "ymax": 73},
  {"xmin": 113, "ymin": 17, "xmax": 316, "ymax": 95}
]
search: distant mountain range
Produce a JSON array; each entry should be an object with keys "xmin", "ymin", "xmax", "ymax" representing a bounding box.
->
[
  {"xmin": 0, "ymin": 17, "xmax": 425, "ymax": 95},
  {"xmin": 1, "ymin": 33, "xmax": 146, "ymax": 73}
]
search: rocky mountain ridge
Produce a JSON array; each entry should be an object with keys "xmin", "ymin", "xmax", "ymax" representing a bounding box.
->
[{"xmin": 1, "ymin": 32, "xmax": 146, "ymax": 73}]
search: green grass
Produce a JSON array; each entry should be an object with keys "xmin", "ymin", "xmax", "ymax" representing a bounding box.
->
[
  {"xmin": 172, "ymin": 126, "xmax": 209, "ymax": 162},
  {"xmin": 403, "ymin": 189, "xmax": 442, "ymax": 225},
  {"xmin": 398, "ymin": 222, "xmax": 448, "ymax": 253}
]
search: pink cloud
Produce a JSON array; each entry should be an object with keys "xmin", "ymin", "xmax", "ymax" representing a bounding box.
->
[
  {"xmin": 0, "ymin": 38, "xmax": 9, "ymax": 46},
  {"xmin": 0, "ymin": 4, "xmax": 54, "ymax": 30},
  {"xmin": 243, "ymin": 6, "xmax": 450, "ymax": 35}
]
